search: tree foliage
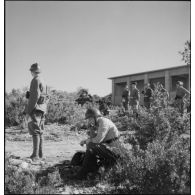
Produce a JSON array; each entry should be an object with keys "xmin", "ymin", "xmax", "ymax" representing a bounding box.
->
[{"xmin": 179, "ymin": 40, "xmax": 191, "ymax": 65}]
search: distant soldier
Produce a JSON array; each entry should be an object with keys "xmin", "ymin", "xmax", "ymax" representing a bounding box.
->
[
  {"xmin": 122, "ymin": 84, "xmax": 130, "ymax": 111},
  {"xmin": 24, "ymin": 63, "xmax": 47, "ymax": 161},
  {"xmin": 130, "ymin": 82, "xmax": 140, "ymax": 118},
  {"xmin": 142, "ymin": 83, "xmax": 153, "ymax": 109},
  {"xmin": 99, "ymin": 99, "xmax": 109, "ymax": 116},
  {"xmin": 175, "ymin": 81, "xmax": 190, "ymax": 114},
  {"xmin": 75, "ymin": 90, "xmax": 93, "ymax": 106},
  {"xmin": 159, "ymin": 83, "xmax": 169, "ymax": 107}
]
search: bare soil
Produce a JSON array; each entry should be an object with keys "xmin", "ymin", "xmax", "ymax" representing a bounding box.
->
[{"xmin": 5, "ymin": 124, "xmax": 86, "ymax": 166}]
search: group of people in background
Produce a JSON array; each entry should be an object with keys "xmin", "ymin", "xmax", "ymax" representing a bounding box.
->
[{"xmin": 121, "ymin": 80, "xmax": 190, "ymax": 116}]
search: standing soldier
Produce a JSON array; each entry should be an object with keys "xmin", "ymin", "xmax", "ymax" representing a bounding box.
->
[
  {"xmin": 130, "ymin": 82, "xmax": 140, "ymax": 118},
  {"xmin": 159, "ymin": 83, "xmax": 169, "ymax": 107},
  {"xmin": 122, "ymin": 84, "xmax": 130, "ymax": 111},
  {"xmin": 175, "ymin": 81, "xmax": 190, "ymax": 114},
  {"xmin": 25, "ymin": 63, "xmax": 47, "ymax": 161},
  {"xmin": 142, "ymin": 83, "xmax": 153, "ymax": 109}
]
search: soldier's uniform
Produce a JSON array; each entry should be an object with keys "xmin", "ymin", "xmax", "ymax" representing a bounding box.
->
[
  {"xmin": 175, "ymin": 82, "xmax": 190, "ymax": 113},
  {"xmin": 122, "ymin": 87, "xmax": 130, "ymax": 111},
  {"xmin": 159, "ymin": 87, "xmax": 169, "ymax": 107},
  {"xmin": 26, "ymin": 63, "xmax": 47, "ymax": 160},
  {"xmin": 72, "ymin": 108, "xmax": 126, "ymax": 180},
  {"xmin": 130, "ymin": 87, "xmax": 140, "ymax": 116},
  {"xmin": 143, "ymin": 86, "xmax": 153, "ymax": 109}
]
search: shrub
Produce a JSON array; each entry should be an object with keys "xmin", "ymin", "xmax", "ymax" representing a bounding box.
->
[
  {"xmin": 103, "ymin": 87, "xmax": 190, "ymax": 194},
  {"xmin": 5, "ymin": 89, "xmax": 27, "ymax": 127},
  {"xmin": 5, "ymin": 153, "xmax": 62, "ymax": 194}
]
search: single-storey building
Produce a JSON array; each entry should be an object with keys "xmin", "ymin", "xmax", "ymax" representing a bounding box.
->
[{"xmin": 108, "ymin": 65, "xmax": 191, "ymax": 105}]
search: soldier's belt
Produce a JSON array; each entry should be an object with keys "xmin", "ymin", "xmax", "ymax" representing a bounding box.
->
[{"xmin": 102, "ymin": 137, "xmax": 119, "ymax": 144}]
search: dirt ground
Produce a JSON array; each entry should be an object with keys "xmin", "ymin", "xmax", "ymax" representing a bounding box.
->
[{"xmin": 5, "ymin": 124, "xmax": 87, "ymax": 166}]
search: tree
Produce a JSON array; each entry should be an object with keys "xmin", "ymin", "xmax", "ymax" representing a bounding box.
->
[{"xmin": 179, "ymin": 40, "xmax": 191, "ymax": 65}]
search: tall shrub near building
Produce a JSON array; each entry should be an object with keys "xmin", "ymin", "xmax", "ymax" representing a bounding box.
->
[{"xmin": 104, "ymin": 87, "xmax": 190, "ymax": 194}]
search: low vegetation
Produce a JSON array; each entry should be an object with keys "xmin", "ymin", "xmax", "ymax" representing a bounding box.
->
[{"xmin": 5, "ymin": 87, "xmax": 190, "ymax": 194}]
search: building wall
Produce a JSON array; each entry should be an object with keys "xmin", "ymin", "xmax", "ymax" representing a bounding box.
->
[{"xmin": 111, "ymin": 66, "xmax": 190, "ymax": 105}]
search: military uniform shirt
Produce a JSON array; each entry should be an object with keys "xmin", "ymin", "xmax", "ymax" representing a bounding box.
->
[
  {"xmin": 26, "ymin": 75, "xmax": 44, "ymax": 115},
  {"xmin": 130, "ymin": 88, "xmax": 140, "ymax": 105},
  {"xmin": 91, "ymin": 117, "xmax": 119, "ymax": 144},
  {"xmin": 144, "ymin": 87, "xmax": 153, "ymax": 102},
  {"xmin": 122, "ymin": 89, "xmax": 130, "ymax": 101},
  {"xmin": 176, "ymin": 86, "xmax": 190, "ymax": 98}
]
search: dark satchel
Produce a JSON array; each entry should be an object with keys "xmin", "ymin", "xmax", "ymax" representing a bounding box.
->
[
  {"xmin": 37, "ymin": 95, "xmax": 45, "ymax": 104},
  {"xmin": 37, "ymin": 94, "xmax": 50, "ymax": 105},
  {"xmin": 26, "ymin": 91, "xmax": 30, "ymax": 99},
  {"xmin": 70, "ymin": 151, "xmax": 86, "ymax": 166}
]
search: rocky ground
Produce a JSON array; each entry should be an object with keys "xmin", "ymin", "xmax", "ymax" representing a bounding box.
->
[
  {"xmin": 5, "ymin": 124, "xmax": 118, "ymax": 194},
  {"xmin": 5, "ymin": 124, "xmax": 87, "ymax": 169},
  {"xmin": 5, "ymin": 123, "xmax": 134, "ymax": 194}
]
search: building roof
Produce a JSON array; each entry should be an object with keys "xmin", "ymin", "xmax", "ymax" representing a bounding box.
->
[{"xmin": 108, "ymin": 65, "xmax": 190, "ymax": 80}]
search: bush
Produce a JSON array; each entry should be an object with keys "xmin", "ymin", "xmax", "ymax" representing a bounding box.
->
[
  {"xmin": 103, "ymin": 136, "xmax": 190, "ymax": 194},
  {"xmin": 103, "ymin": 86, "xmax": 190, "ymax": 194},
  {"xmin": 5, "ymin": 153, "xmax": 62, "ymax": 194},
  {"xmin": 5, "ymin": 88, "xmax": 87, "ymax": 127},
  {"xmin": 5, "ymin": 89, "xmax": 27, "ymax": 127}
]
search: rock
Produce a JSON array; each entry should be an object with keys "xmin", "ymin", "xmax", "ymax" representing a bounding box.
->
[
  {"xmin": 9, "ymin": 159, "xmax": 23, "ymax": 166},
  {"xmin": 20, "ymin": 161, "xmax": 29, "ymax": 169}
]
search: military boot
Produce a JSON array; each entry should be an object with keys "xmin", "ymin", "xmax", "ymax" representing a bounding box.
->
[{"xmin": 30, "ymin": 135, "xmax": 40, "ymax": 161}]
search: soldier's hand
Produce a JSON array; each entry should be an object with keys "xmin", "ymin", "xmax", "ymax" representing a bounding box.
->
[
  {"xmin": 25, "ymin": 114, "xmax": 30, "ymax": 121},
  {"xmin": 80, "ymin": 140, "xmax": 86, "ymax": 146}
]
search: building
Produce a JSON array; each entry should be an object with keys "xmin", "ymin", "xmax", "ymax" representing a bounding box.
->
[{"xmin": 108, "ymin": 65, "xmax": 190, "ymax": 105}]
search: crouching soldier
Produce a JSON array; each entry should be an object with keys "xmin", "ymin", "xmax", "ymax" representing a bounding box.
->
[
  {"xmin": 71, "ymin": 108, "xmax": 125, "ymax": 180},
  {"xmin": 24, "ymin": 63, "xmax": 48, "ymax": 161},
  {"xmin": 130, "ymin": 82, "xmax": 140, "ymax": 118}
]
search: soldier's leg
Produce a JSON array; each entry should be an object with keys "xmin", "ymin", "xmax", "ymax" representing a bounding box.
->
[
  {"xmin": 133, "ymin": 105, "xmax": 139, "ymax": 118},
  {"xmin": 28, "ymin": 121, "xmax": 40, "ymax": 160},
  {"xmin": 75, "ymin": 144, "xmax": 98, "ymax": 179},
  {"xmin": 39, "ymin": 134, "xmax": 43, "ymax": 158},
  {"xmin": 86, "ymin": 142, "xmax": 119, "ymax": 168},
  {"xmin": 28, "ymin": 121, "xmax": 36, "ymax": 158},
  {"xmin": 28, "ymin": 112, "xmax": 42, "ymax": 161},
  {"xmin": 39, "ymin": 116, "xmax": 45, "ymax": 158}
]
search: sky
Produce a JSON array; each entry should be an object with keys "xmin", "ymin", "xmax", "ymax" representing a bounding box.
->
[{"xmin": 5, "ymin": 1, "xmax": 190, "ymax": 96}]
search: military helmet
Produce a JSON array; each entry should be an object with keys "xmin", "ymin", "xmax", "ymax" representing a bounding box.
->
[
  {"xmin": 131, "ymin": 81, "xmax": 137, "ymax": 85},
  {"xmin": 30, "ymin": 63, "xmax": 41, "ymax": 73},
  {"xmin": 176, "ymin": 81, "xmax": 183, "ymax": 86},
  {"xmin": 85, "ymin": 108, "xmax": 102, "ymax": 119}
]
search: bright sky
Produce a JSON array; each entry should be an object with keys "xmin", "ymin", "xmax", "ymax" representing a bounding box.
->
[{"xmin": 5, "ymin": 1, "xmax": 190, "ymax": 96}]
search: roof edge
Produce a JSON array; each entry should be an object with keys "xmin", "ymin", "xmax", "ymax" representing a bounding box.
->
[{"xmin": 108, "ymin": 64, "xmax": 190, "ymax": 80}]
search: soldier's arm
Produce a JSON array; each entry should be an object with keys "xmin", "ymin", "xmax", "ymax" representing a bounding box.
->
[
  {"xmin": 137, "ymin": 90, "xmax": 140, "ymax": 101},
  {"xmin": 165, "ymin": 90, "xmax": 169, "ymax": 99},
  {"xmin": 90, "ymin": 119, "xmax": 109, "ymax": 143},
  {"xmin": 183, "ymin": 87, "xmax": 190, "ymax": 97},
  {"xmin": 27, "ymin": 79, "xmax": 40, "ymax": 114}
]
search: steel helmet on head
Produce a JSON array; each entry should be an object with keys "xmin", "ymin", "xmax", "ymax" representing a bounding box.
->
[
  {"xmin": 30, "ymin": 63, "xmax": 41, "ymax": 73},
  {"xmin": 176, "ymin": 81, "xmax": 183, "ymax": 86},
  {"xmin": 85, "ymin": 108, "xmax": 102, "ymax": 119}
]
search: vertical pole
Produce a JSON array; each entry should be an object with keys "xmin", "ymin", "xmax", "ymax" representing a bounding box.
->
[
  {"xmin": 144, "ymin": 74, "xmax": 148, "ymax": 84},
  {"xmin": 112, "ymin": 80, "xmax": 115, "ymax": 105},
  {"xmin": 165, "ymin": 71, "xmax": 170, "ymax": 92}
]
